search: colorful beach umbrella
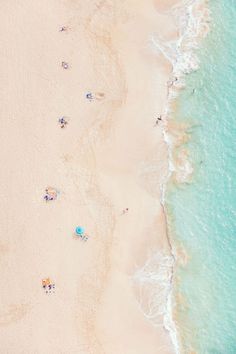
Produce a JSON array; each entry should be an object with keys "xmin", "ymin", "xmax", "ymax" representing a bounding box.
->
[{"xmin": 75, "ymin": 226, "xmax": 85, "ymax": 235}]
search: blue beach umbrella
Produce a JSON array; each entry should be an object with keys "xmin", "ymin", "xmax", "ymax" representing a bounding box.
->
[{"xmin": 75, "ymin": 226, "xmax": 85, "ymax": 235}]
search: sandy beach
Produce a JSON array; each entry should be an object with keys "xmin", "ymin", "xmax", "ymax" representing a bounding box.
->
[{"xmin": 0, "ymin": 1, "xmax": 180, "ymax": 353}]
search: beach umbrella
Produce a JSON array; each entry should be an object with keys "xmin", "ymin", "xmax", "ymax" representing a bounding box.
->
[{"xmin": 75, "ymin": 226, "xmax": 85, "ymax": 235}]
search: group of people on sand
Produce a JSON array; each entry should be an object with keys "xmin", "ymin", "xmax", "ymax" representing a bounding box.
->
[
  {"xmin": 44, "ymin": 187, "xmax": 58, "ymax": 202},
  {"xmin": 77, "ymin": 233, "xmax": 89, "ymax": 242},
  {"xmin": 42, "ymin": 24, "xmax": 134, "ymax": 292},
  {"xmin": 86, "ymin": 91, "xmax": 105, "ymax": 101},
  {"xmin": 42, "ymin": 278, "xmax": 55, "ymax": 294}
]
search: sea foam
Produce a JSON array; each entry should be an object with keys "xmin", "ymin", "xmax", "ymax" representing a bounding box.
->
[{"xmin": 134, "ymin": 1, "xmax": 211, "ymax": 353}]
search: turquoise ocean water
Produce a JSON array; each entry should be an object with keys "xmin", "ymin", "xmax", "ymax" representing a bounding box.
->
[{"xmin": 166, "ymin": 1, "xmax": 236, "ymax": 353}]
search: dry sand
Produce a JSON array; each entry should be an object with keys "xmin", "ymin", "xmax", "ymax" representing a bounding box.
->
[{"xmin": 0, "ymin": 1, "xmax": 180, "ymax": 353}]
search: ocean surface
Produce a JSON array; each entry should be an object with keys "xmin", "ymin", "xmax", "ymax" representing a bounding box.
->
[{"xmin": 166, "ymin": 0, "xmax": 236, "ymax": 353}]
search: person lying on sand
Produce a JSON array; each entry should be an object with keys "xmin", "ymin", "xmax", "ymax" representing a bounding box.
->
[
  {"xmin": 86, "ymin": 92, "xmax": 105, "ymax": 101},
  {"xmin": 86, "ymin": 92, "xmax": 93, "ymax": 100},
  {"xmin": 81, "ymin": 234, "xmax": 89, "ymax": 241},
  {"xmin": 122, "ymin": 208, "xmax": 129, "ymax": 214},
  {"xmin": 44, "ymin": 187, "xmax": 58, "ymax": 201},
  {"xmin": 58, "ymin": 117, "xmax": 68, "ymax": 128},
  {"xmin": 59, "ymin": 26, "xmax": 67, "ymax": 32},
  {"xmin": 61, "ymin": 61, "xmax": 69, "ymax": 69}
]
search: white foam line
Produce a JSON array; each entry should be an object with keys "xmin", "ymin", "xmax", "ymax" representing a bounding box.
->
[
  {"xmin": 151, "ymin": 1, "xmax": 210, "ymax": 353},
  {"xmin": 132, "ymin": 1, "xmax": 210, "ymax": 350}
]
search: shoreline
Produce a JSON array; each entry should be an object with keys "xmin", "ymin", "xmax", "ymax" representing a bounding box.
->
[{"xmin": 155, "ymin": 0, "xmax": 211, "ymax": 352}]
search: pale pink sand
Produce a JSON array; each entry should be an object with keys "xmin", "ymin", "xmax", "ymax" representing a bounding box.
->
[{"xmin": 0, "ymin": 1, "xmax": 178, "ymax": 353}]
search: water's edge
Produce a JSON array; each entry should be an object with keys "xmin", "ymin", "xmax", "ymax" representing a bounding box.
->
[{"xmin": 156, "ymin": 1, "xmax": 210, "ymax": 352}]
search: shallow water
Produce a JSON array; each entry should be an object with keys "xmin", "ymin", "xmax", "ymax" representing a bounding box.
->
[{"xmin": 166, "ymin": 1, "xmax": 236, "ymax": 353}]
